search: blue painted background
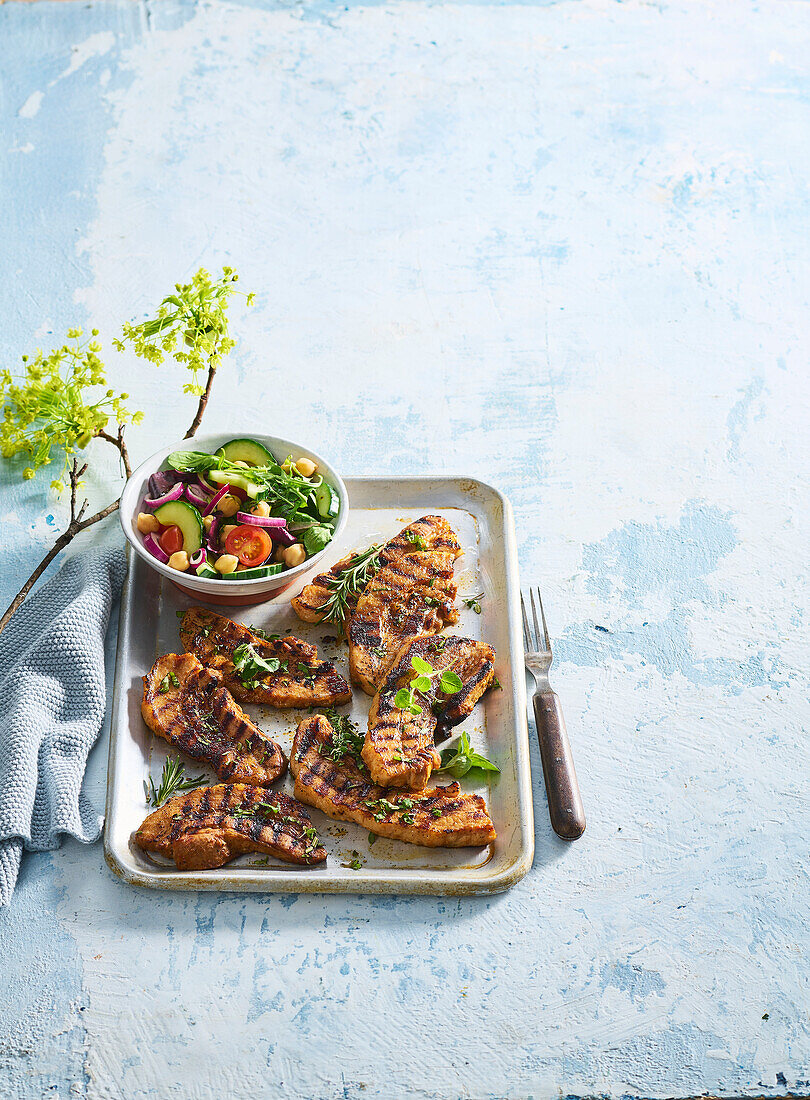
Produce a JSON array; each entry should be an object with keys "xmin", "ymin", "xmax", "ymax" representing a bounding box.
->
[{"xmin": 1, "ymin": 0, "xmax": 808, "ymax": 1096}]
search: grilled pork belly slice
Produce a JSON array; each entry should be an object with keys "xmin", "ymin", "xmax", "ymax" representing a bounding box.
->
[
  {"xmin": 142, "ymin": 653, "xmax": 286, "ymax": 785},
  {"xmin": 134, "ymin": 784, "xmax": 327, "ymax": 869},
  {"xmin": 291, "ymin": 516, "xmax": 461, "ymax": 654},
  {"xmin": 291, "ymin": 715, "xmax": 496, "ymax": 847},
  {"xmin": 363, "ymin": 634, "xmax": 496, "ymax": 789},
  {"xmin": 180, "ymin": 607, "xmax": 351, "ymax": 708}
]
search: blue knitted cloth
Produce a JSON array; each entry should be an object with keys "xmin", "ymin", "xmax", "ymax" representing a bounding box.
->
[{"xmin": 0, "ymin": 546, "xmax": 125, "ymax": 906}]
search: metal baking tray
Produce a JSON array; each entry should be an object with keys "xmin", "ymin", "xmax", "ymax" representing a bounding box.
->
[{"xmin": 103, "ymin": 476, "xmax": 534, "ymax": 895}]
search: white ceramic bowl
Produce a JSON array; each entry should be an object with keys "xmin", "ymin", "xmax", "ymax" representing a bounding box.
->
[{"xmin": 120, "ymin": 432, "xmax": 348, "ymax": 606}]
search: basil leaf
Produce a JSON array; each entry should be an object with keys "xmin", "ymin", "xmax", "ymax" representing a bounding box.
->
[
  {"xmin": 303, "ymin": 524, "xmax": 333, "ymax": 556},
  {"xmin": 167, "ymin": 449, "xmax": 218, "ymax": 472}
]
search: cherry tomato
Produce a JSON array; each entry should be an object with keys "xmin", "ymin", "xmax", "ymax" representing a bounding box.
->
[
  {"xmin": 224, "ymin": 524, "xmax": 272, "ymax": 567},
  {"xmin": 159, "ymin": 525, "xmax": 184, "ymax": 555}
]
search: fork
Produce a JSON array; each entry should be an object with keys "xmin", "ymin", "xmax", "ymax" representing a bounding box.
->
[{"xmin": 521, "ymin": 588, "xmax": 586, "ymax": 841}]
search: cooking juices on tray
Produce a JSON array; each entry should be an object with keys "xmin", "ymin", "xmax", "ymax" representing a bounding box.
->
[{"xmin": 134, "ymin": 437, "xmax": 341, "ymax": 579}]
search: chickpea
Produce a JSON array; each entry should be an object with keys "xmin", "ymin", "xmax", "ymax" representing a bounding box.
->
[
  {"xmin": 282, "ymin": 543, "xmax": 307, "ymax": 569},
  {"xmin": 168, "ymin": 550, "xmax": 190, "ymax": 572},
  {"xmin": 252, "ymin": 500, "xmax": 271, "ymax": 518},
  {"xmin": 214, "ymin": 553, "xmax": 239, "ymax": 575},
  {"xmin": 220, "ymin": 524, "xmax": 238, "ymax": 543},
  {"xmin": 233, "ymin": 460, "xmax": 249, "ymax": 468},
  {"xmin": 202, "ymin": 514, "xmax": 214, "ymax": 531},
  {"xmin": 273, "ymin": 545, "xmax": 286, "ymax": 563},
  {"xmin": 217, "ymin": 493, "xmax": 241, "ymax": 518},
  {"xmin": 137, "ymin": 512, "xmax": 160, "ymax": 534},
  {"xmin": 295, "ymin": 457, "xmax": 317, "ymax": 478}
]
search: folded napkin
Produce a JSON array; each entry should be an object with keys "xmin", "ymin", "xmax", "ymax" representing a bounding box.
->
[{"xmin": 0, "ymin": 545, "xmax": 126, "ymax": 906}]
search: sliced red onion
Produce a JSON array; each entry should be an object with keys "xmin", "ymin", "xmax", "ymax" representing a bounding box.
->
[
  {"xmin": 204, "ymin": 483, "xmax": 230, "ymax": 516},
  {"xmin": 147, "ymin": 470, "xmax": 181, "ymax": 498},
  {"xmin": 189, "ymin": 548, "xmax": 207, "ymax": 569},
  {"xmin": 235, "ymin": 511, "xmax": 288, "ymax": 527},
  {"xmin": 271, "ymin": 526, "xmax": 295, "ymax": 547},
  {"xmin": 195, "ymin": 474, "xmax": 217, "ymax": 494},
  {"xmin": 143, "ymin": 533, "xmax": 169, "ymax": 563},
  {"xmin": 206, "ymin": 516, "xmax": 220, "ymax": 552},
  {"xmin": 184, "ymin": 484, "xmax": 211, "ymax": 509},
  {"xmin": 143, "ymin": 482, "xmax": 184, "ymax": 508}
]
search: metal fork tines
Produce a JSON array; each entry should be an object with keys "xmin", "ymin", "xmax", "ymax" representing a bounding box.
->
[{"xmin": 521, "ymin": 587, "xmax": 586, "ymax": 841}]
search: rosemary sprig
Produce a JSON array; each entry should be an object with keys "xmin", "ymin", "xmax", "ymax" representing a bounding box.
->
[
  {"xmin": 319, "ymin": 543, "xmax": 384, "ymax": 625},
  {"xmin": 143, "ymin": 756, "xmax": 207, "ymax": 807}
]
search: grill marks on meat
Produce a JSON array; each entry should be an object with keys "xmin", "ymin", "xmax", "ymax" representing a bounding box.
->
[
  {"xmin": 291, "ymin": 716, "xmax": 496, "ymax": 847},
  {"xmin": 348, "ymin": 517, "xmax": 461, "ymax": 694},
  {"xmin": 291, "ymin": 517, "xmax": 461, "ymax": 667},
  {"xmin": 134, "ymin": 784, "xmax": 327, "ymax": 869},
  {"xmin": 142, "ymin": 653, "xmax": 286, "ymax": 785},
  {"xmin": 180, "ymin": 607, "xmax": 351, "ymax": 707},
  {"xmin": 363, "ymin": 635, "xmax": 496, "ymax": 789}
]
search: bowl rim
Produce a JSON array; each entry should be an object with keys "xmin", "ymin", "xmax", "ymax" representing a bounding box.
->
[{"xmin": 119, "ymin": 431, "xmax": 349, "ymax": 592}]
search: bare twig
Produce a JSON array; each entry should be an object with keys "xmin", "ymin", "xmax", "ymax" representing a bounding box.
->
[
  {"xmin": 97, "ymin": 425, "xmax": 132, "ymax": 479},
  {"xmin": 184, "ymin": 364, "xmax": 216, "ymax": 439}
]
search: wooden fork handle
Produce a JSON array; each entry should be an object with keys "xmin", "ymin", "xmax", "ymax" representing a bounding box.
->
[{"xmin": 532, "ymin": 689, "xmax": 586, "ymax": 840}]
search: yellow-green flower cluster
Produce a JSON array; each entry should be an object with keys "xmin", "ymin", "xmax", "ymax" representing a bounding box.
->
[
  {"xmin": 0, "ymin": 329, "xmax": 143, "ymax": 490},
  {"xmin": 114, "ymin": 266, "xmax": 254, "ymax": 396}
]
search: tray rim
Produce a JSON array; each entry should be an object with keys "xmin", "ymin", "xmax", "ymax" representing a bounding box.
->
[{"xmin": 103, "ymin": 474, "xmax": 535, "ymax": 896}]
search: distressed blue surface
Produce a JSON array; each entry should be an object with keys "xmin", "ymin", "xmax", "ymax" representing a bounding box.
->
[{"xmin": 1, "ymin": 0, "xmax": 809, "ymax": 1096}]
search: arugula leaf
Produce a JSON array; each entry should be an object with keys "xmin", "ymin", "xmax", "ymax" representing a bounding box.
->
[{"xmin": 436, "ymin": 732, "xmax": 499, "ymax": 778}]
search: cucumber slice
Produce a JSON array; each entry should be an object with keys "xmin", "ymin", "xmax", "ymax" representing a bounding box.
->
[
  {"xmin": 196, "ymin": 563, "xmax": 218, "ymax": 579},
  {"xmin": 216, "ymin": 438, "xmax": 276, "ymax": 467},
  {"xmin": 223, "ymin": 563, "xmax": 284, "ymax": 580},
  {"xmin": 153, "ymin": 501, "xmax": 204, "ymax": 553},
  {"xmin": 208, "ymin": 469, "xmax": 262, "ymax": 498},
  {"xmin": 314, "ymin": 482, "xmax": 340, "ymax": 520}
]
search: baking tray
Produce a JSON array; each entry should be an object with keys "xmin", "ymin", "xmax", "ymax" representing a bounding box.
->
[{"xmin": 103, "ymin": 476, "xmax": 535, "ymax": 895}]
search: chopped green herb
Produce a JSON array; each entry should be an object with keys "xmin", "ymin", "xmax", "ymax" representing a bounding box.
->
[
  {"xmin": 431, "ymin": 807, "xmax": 443, "ymax": 818},
  {"xmin": 367, "ymin": 832, "xmax": 378, "ymax": 846},
  {"xmin": 158, "ymin": 672, "xmax": 180, "ymax": 694},
  {"xmin": 462, "ymin": 592, "xmax": 484, "ymax": 614},
  {"xmin": 404, "ymin": 529, "xmax": 426, "ymax": 550},
  {"xmin": 318, "ymin": 707, "xmax": 367, "ymax": 771}
]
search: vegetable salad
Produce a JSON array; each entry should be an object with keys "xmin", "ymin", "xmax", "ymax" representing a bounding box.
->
[{"xmin": 135, "ymin": 437, "xmax": 340, "ymax": 579}]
